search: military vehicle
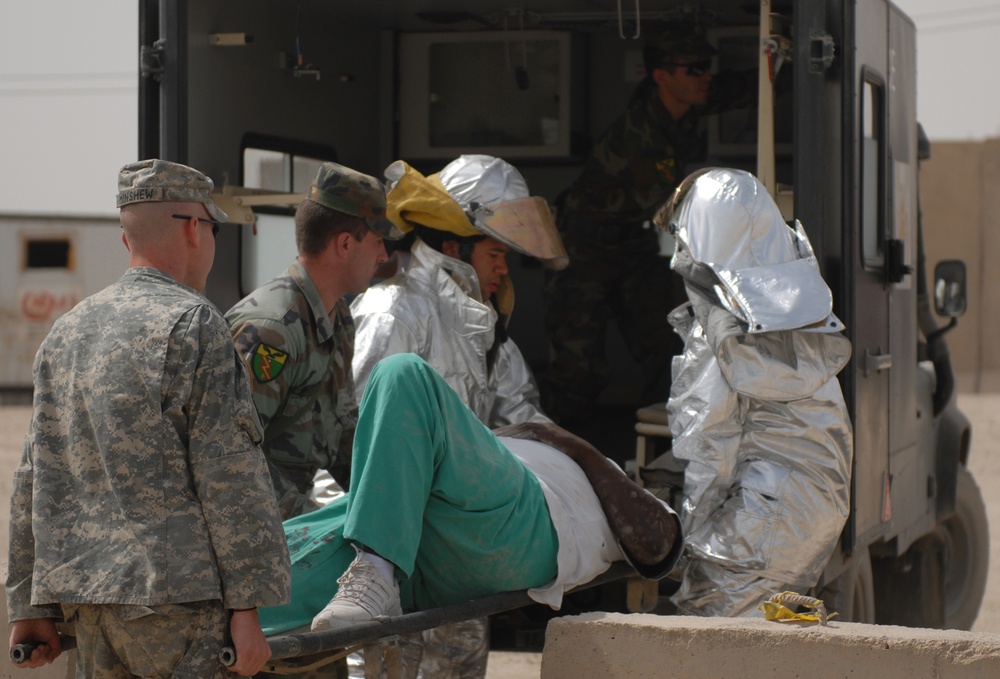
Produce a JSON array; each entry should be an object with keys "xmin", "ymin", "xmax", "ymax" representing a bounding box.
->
[{"xmin": 137, "ymin": 0, "xmax": 986, "ymax": 632}]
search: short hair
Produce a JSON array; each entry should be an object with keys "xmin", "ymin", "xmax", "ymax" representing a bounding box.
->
[
  {"xmin": 295, "ymin": 199, "xmax": 368, "ymax": 255},
  {"xmin": 644, "ymin": 45, "xmax": 667, "ymax": 76},
  {"xmin": 413, "ymin": 225, "xmax": 484, "ymax": 262},
  {"xmin": 644, "ymin": 47, "xmax": 687, "ymax": 77}
]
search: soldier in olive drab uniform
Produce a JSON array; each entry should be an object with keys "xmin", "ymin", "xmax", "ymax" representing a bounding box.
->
[
  {"xmin": 6, "ymin": 160, "xmax": 291, "ymax": 678},
  {"xmin": 226, "ymin": 162, "xmax": 403, "ymax": 520},
  {"xmin": 541, "ymin": 21, "xmax": 752, "ymax": 426}
]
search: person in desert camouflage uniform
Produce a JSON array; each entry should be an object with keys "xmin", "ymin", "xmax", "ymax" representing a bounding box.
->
[
  {"xmin": 226, "ymin": 162, "xmax": 403, "ymax": 520},
  {"xmin": 6, "ymin": 159, "xmax": 291, "ymax": 678},
  {"xmin": 541, "ymin": 21, "xmax": 752, "ymax": 426}
]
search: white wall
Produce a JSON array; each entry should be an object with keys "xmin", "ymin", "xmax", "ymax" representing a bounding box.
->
[{"xmin": 0, "ymin": 1, "xmax": 137, "ymax": 217}]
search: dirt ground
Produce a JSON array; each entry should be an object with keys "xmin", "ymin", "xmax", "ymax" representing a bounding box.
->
[{"xmin": 2, "ymin": 393, "xmax": 999, "ymax": 679}]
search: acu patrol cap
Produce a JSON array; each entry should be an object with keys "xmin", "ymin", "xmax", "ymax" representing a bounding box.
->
[
  {"xmin": 116, "ymin": 159, "xmax": 228, "ymax": 222},
  {"xmin": 648, "ymin": 20, "xmax": 717, "ymax": 65},
  {"xmin": 306, "ymin": 162, "xmax": 404, "ymax": 240}
]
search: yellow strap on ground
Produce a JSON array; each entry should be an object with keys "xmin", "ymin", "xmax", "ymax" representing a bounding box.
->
[{"xmin": 758, "ymin": 591, "xmax": 837, "ymax": 625}]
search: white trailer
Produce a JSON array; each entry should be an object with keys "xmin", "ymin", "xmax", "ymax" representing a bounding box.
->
[{"xmin": 0, "ymin": 215, "xmax": 127, "ymax": 390}]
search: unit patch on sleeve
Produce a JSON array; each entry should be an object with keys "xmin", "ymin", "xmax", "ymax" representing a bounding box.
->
[
  {"xmin": 251, "ymin": 343, "xmax": 289, "ymax": 383},
  {"xmin": 656, "ymin": 157, "xmax": 677, "ymax": 185}
]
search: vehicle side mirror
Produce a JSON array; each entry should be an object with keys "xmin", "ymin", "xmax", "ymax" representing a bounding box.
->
[{"xmin": 934, "ymin": 260, "xmax": 967, "ymax": 318}]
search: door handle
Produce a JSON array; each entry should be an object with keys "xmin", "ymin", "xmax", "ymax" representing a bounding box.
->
[{"xmin": 864, "ymin": 349, "xmax": 892, "ymax": 376}]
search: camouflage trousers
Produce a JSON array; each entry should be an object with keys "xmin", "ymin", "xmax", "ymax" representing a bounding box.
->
[
  {"xmin": 541, "ymin": 213, "xmax": 686, "ymax": 424},
  {"xmin": 344, "ymin": 618, "xmax": 489, "ymax": 679},
  {"xmin": 67, "ymin": 601, "xmax": 229, "ymax": 678},
  {"xmin": 256, "ymin": 618, "xmax": 489, "ymax": 679}
]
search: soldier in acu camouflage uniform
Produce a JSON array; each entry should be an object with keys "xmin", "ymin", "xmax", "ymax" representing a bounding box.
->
[
  {"xmin": 226, "ymin": 162, "xmax": 403, "ymax": 521},
  {"xmin": 6, "ymin": 159, "xmax": 291, "ymax": 678},
  {"xmin": 541, "ymin": 21, "xmax": 751, "ymax": 427}
]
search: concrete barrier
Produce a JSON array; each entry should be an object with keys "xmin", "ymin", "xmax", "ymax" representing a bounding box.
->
[{"xmin": 542, "ymin": 613, "xmax": 1000, "ymax": 678}]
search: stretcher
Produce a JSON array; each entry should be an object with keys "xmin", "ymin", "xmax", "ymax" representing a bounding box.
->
[
  {"xmin": 9, "ymin": 563, "xmax": 658, "ymax": 677},
  {"xmin": 223, "ymin": 562, "xmax": 658, "ymax": 675}
]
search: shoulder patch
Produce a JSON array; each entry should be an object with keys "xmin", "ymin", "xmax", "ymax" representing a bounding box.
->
[
  {"xmin": 251, "ymin": 342, "xmax": 289, "ymax": 383},
  {"xmin": 656, "ymin": 157, "xmax": 677, "ymax": 185}
]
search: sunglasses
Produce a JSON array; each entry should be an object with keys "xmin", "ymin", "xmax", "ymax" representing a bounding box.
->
[
  {"xmin": 664, "ymin": 59, "xmax": 712, "ymax": 77},
  {"xmin": 173, "ymin": 213, "xmax": 222, "ymax": 239}
]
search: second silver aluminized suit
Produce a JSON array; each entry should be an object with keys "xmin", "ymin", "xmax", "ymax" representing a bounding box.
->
[
  {"xmin": 352, "ymin": 239, "xmax": 550, "ymax": 428},
  {"xmin": 653, "ymin": 168, "xmax": 854, "ymax": 617}
]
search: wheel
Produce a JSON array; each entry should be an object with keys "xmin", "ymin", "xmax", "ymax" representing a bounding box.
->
[
  {"xmin": 872, "ymin": 532, "xmax": 946, "ymax": 628},
  {"xmin": 940, "ymin": 466, "xmax": 990, "ymax": 630},
  {"xmin": 818, "ymin": 548, "xmax": 876, "ymax": 623}
]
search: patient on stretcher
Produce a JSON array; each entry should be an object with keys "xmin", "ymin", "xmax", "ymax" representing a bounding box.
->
[{"xmin": 257, "ymin": 353, "xmax": 683, "ymax": 636}]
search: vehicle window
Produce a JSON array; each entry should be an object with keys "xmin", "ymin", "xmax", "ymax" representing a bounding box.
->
[
  {"xmin": 861, "ymin": 75, "xmax": 885, "ymax": 267},
  {"xmin": 239, "ymin": 134, "xmax": 337, "ymax": 293},
  {"xmin": 240, "ymin": 133, "xmax": 336, "ymax": 198}
]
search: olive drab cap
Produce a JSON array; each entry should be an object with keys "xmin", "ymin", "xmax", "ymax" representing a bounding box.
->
[
  {"xmin": 649, "ymin": 20, "xmax": 717, "ymax": 63},
  {"xmin": 306, "ymin": 162, "xmax": 404, "ymax": 240},
  {"xmin": 116, "ymin": 159, "xmax": 229, "ymax": 222}
]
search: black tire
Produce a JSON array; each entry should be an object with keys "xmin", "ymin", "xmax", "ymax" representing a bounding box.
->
[
  {"xmin": 872, "ymin": 531, "xmax": 946, "ymax": 628},
  {"xmin": 818, "ymin": 548, "xmax": 876, "ymax": 623},
  {"xmin": 940, "ymin": 466, "xmax": 990, "ymax": 630}
]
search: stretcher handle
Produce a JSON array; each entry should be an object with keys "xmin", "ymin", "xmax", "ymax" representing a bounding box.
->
[{"xmin": 10, "ymin": 635, "xmax": 77, "ymax": 664}]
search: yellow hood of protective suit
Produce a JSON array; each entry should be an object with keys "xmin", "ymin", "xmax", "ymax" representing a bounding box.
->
[
  {"xmin": 385, "ymin": 161, "xmax": 479, "ymax": 237},
  {"xmin": 384, "ymin": 160, "xmax": 515, "ymax": 319}
]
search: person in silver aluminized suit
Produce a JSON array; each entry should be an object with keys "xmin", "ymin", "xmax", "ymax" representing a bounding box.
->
[
  {"xmin": 352, "ymin": 154, "xmax": 567, "ymax": 426},
  {"xmin": 651, "ymin": 167, "xmax": 853, "ymax": 617},
  {"xmin": 342, "ymin": 154, "xmax": 568, "ymax": 679}
]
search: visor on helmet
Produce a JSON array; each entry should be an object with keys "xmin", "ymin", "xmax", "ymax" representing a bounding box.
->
[{"xmin": 466, "ymin": 195, "xmax": 568, "ymax": 270}]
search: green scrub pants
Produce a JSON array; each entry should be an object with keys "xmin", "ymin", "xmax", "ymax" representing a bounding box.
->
[{"xmin": 259, "ymin": 353, "xmax": 558, "ymax": 635}]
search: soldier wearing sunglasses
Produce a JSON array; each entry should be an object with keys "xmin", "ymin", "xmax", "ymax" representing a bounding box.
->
[
  {"xmin": 542, "ymin": 20, "xmax": 754, "ymax": 432},
  {"xmin": 8, "ymin": 160, "xmax": 291, "ymax": 677}
]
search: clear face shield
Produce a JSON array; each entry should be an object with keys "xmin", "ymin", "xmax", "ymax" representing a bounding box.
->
[{"xmin": 467, "ymin": 196, "xmax": 569, "ymax": 270}]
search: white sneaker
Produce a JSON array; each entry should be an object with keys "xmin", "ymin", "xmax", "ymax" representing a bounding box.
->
[{"xmin": 311, "ymin": 546, "xmax": 402, "ymax": 631}]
